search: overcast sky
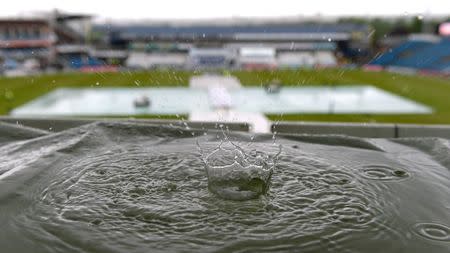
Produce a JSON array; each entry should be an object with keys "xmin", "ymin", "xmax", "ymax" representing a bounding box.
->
[{"xmin": 0, "ymin": 0, "xmax": 449, "ymax": 21}]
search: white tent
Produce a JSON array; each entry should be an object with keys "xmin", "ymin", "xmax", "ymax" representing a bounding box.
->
[
  {"xmin": 277, "ymin": 52, "xmax": 316, "ymax": 68},
  {"xmin": 315, "ymin": 51, "xmax": 337, "ymax": 66},
  {"xmin": 237, "ymin": 47, "xmax": 277, "ymax": 68},
  {"xmin": 126, "ymin": 52, "xmax": 186, "ymax": 69}
]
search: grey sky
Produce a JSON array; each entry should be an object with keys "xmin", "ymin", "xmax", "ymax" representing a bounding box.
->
[{"xmin": 0, "ymin": 0, "xmax": 449, "ymax": 21}]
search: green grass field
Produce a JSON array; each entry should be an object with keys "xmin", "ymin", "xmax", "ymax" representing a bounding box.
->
[{"xmin": 1, "ymin": 69, "xmax": 450, "ymax": 124}]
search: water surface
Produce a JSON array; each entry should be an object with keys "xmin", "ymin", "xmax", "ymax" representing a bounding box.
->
[{"xmin": 0, "ymin": 121, "xmax": 448, "ymax": 252}]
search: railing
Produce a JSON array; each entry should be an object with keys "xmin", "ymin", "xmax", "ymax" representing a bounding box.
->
[{"xmin": 2, "ymin": 116, "xmax": 450, "ymax": 138}]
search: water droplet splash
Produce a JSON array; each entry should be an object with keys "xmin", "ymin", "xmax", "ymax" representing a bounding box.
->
[{"xmin": 199, "ymin": 141, "xmax": 281, "ymax": 200}]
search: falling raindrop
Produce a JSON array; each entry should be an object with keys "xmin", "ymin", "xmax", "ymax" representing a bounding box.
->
[{"xmin": 272, "ymin": 131, "xmax": 278, "ymax": 144}]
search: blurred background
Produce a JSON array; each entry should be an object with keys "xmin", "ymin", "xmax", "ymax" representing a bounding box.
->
[{"xmin": 1, "ymin": 0, "xmax": 450, "ymax": 132}]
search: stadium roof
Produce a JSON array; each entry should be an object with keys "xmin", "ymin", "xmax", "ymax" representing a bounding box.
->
[
  {"xmin": 0, "ymin": 19, "xmax": 47, "ymax": 25},
  {"xmin": 95, "ymin": 23, "xmax": 368, "ymax": 41}
]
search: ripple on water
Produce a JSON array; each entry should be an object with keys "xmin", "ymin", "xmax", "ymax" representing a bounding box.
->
[
  {"xmin": 359, "ymin": 165, "xmax": 411, "ymax": 181},
  {"xmin": 272, "ymin": 155, "xmax": 391, "ymax": 233},
  {"xmin": 413, "ymin": 223, "xmax": 450, "ymax": 242},
  {"xmin": 8, "ymin": 141, "xmax": 402, "ymax": 252}
]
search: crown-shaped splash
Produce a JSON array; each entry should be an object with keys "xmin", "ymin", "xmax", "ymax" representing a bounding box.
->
[{"xmin": 199, "ymin": 140, "xmax": 281, "ymax": 200}]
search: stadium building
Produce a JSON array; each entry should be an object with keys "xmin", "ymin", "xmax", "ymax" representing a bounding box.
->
[
  {"xmin": 97, "ymin": 21, "xmax": 371, "ymax": 69},
  {"xmin": 0, "ymin": 18, "xmax": 54, "ymax": 74},
  {"xmin": 0, "ymin": 10, "xmax": 106, "ymax": 75}
]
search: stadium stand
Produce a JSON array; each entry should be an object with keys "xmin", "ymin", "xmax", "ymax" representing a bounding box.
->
[
  {"xmin": 97, "ymin": 22, "xmax": 370, "ymax": 63},
  {"xmin": 370, "ymin": 40, "xmax": 433, "ymax": 66},
  {"xmin": 369, "ymin": 36, "xmax": 450, "ymax": 74}
]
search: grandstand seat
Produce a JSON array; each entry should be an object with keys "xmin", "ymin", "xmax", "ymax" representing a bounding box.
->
[
  {"xmin": 394, "ymin": 40, "xmax": 450, "ymax": 70},
  {"xmin": 69, "ymin": 56, "xmax": 83, "ymax": 69},
  {"xmin": 370, "ymin": 39, "xmax": 450, "ymax": 73},
  {"xmin": 87, "ymin": 57, "xmax": 103, "ymax": 66},
  {"xmin": 370, "ymin": 41, "xmax": 432, "ymax": 66}
]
